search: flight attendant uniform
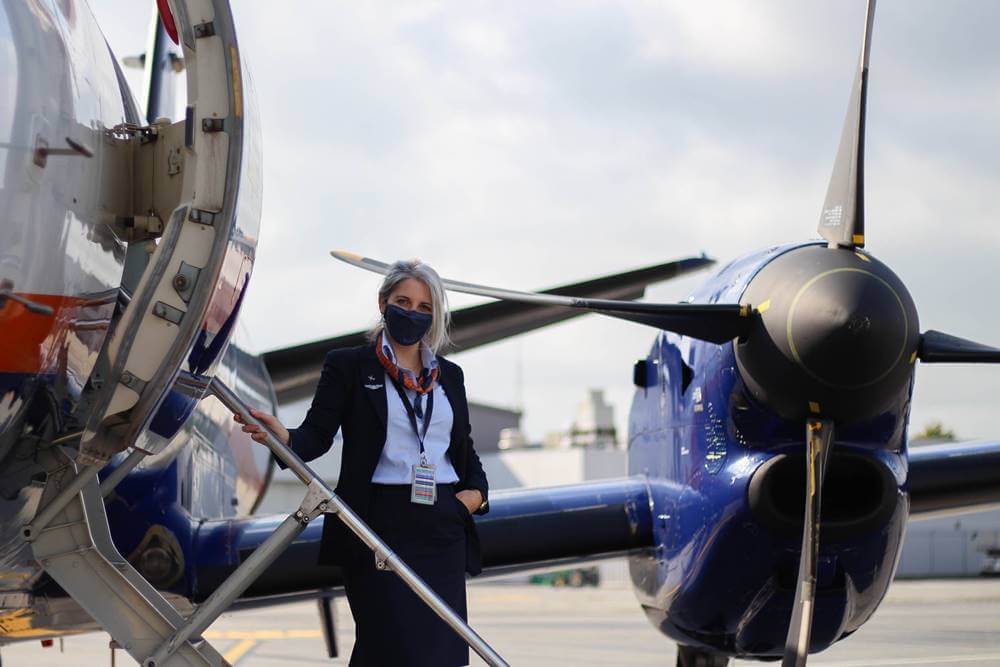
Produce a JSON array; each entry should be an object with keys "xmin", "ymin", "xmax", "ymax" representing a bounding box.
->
[{"xmin": 282, "ymin": 336, "xmax": 489, "ymax": 667}]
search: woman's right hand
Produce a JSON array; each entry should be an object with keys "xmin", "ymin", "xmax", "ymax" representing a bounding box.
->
[{"xmin": 234, "ymin": 409, "xmax": 290, "ymax": 446}]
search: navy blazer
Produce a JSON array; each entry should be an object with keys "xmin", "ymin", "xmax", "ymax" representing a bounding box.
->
[{"xmin": 284, "ymin": 344, "xmax": 489, "ymax": 574}]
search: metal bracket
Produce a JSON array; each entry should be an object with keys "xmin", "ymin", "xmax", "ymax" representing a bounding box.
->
[
  {"xmin": 296, "ymin": 479, "xmax": 334, "ymax": 523},
  {"xmin": 151, "ymin": 301, "xmax": 184, "ymax": 325},
  {"xmin": 32, "ymin": 135, "xmax": 94, "ymax": 168},
  {"xmin": 187, "ymin": 208, "xmax": 217, "ymax": 226},
  {"xmin": 118, "ymin": 371, "xmax": 147, "ymax": 395},
  {"xmin": 0, "ymin": 278, "xmax": 54, "ymax": 315},
  {"xmin": 171, "ymin": 262, "xmax": 201, "ymax": 304},
  {"xmin": 137, "ymin": 126, "xmax": 158, "ymax": 145},
  {"xmin": 201, "ymin": 118, "xmax": 224, "ymax": 133},
  {"xmin": 166, "ymin": 147, "xmax": 182, "ymax": 176},
  {"xmin": 116, "ymin": 215, "xmax": 164, "ymax": 240},
  {"xmin": 192, "ymin": 21, "xmax": 215, "ymax": 38}
]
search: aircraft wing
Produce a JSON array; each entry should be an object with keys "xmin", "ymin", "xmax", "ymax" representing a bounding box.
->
[
  {"xmin": 262, "ymin": 256, "xmax": 713, "ymax": 403},
  {"xmin": 907, "ymin": 440, "xmax": 1000, "ymax": 518},
  {"xmin": 192, "ymin": 477, "xmax": 654, "ymax": 601}
]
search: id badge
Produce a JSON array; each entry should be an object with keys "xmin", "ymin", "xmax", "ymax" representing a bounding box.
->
[{"xmin": 410, "ymin": 462, "xmax": 437, "ymax": 505}]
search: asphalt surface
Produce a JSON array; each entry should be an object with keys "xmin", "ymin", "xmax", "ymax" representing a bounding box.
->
[{"xmin": 3, "ymin": 576, "xmax": 1000, "ymax": 666}]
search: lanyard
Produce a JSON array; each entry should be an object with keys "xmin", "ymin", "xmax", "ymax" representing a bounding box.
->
[{"xmin": 389, "ymin": 377, "xmax": 434, "ymax": 458}]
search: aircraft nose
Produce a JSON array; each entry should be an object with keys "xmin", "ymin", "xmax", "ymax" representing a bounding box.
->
[{"xmin": 735, "ymin": 244, "xmax": 919, "ymax": 423}]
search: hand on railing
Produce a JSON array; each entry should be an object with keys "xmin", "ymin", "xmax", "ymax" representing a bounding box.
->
[{"xmin": 234, "ymin": 409, "xmax": 289, "ymax": 446}]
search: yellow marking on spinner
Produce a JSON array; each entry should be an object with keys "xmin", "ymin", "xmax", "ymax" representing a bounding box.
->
[
  {"xmin": 809, "ymin": 401, "xmax": 821, "ymax": 414},
  {"xmin": 740, "ymin": 304, "xmax": 750, "ymax": 317},
  {"xmin": 910, "ymin": 350, "xmax": 917, "ymax": 364},
  {"xmin": 756, "ymin": 299, "xmax": 771, "ymax": 314},
  {"xmin": 223, "ymin": 638, "xmax": 257, "ymax": 664},
  {"xmin": 853, "ymin": 234, "xmax": 865, "ymax": 245},
  {"xmin": 855, "ymin": 251, "xmax": 871, "ymax": 263},
  {"xmin": 787, "ymin": 267, "xmax": 909, "ymax": 389}
]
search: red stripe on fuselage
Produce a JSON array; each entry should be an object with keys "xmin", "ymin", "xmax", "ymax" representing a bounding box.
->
[{"xmin": 0, "ymin": 293, "xmax": 115, "ymax": 374}]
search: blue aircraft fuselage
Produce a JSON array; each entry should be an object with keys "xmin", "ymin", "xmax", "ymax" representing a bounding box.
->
[{"xmin": 626, "ymin": 241, "xmax": 912, "ymax": 658}]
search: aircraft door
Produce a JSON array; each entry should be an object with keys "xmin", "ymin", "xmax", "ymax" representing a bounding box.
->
[{"xmin": 79, "ymin": 0, "xmax": 262, "ymax": 464}]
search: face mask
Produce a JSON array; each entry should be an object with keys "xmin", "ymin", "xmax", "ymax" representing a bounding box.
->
[{"xmin": 383, "ymin": 303, "xmax": 432, "ymax": 346}]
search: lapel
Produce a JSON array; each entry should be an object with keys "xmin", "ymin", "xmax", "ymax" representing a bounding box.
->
[
  {"xmin": 359, "ymin": 346, "xmax": 388, "ymax": 431},
  {"xmin": 435, "ymin": 359, "xmax": 461, "ymax": 449}
]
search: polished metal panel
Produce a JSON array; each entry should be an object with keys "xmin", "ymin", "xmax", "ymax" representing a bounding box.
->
[{"xmin": 0, "ymin": 0, "xmax": 130, "ymax": 440}]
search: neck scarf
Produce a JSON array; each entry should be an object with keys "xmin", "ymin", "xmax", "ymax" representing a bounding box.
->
[{"xmin": 375, "ymin": 333, "xmax": 439, "ymax": 395}]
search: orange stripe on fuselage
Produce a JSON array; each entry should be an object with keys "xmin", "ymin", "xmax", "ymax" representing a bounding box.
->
[{"xmin": 0, "ymin": 293, "xmax": 111, "ymax": 374}]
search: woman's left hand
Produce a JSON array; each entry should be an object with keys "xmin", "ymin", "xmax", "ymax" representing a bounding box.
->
[{"xmin": 456, "ymin": 489, "xmax": 483, "ymax": 515}]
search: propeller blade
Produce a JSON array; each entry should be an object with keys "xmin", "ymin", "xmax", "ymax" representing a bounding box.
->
[
  {"xmin": 817, "ymin": 0, "xmax": 876, "ymax": 249},
  {"xmin": 918, "ymin": 330, "xmax": 1000, "ymax": 364},
  {"xmin": 782, "ymin": 418, "xmax": 835, "ymax": 667},
  {"xmin": 331, "ymin": 250, "xmax": 753, "ymax": 344}
]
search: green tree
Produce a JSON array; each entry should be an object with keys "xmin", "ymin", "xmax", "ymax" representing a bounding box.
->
[{"xmin": 914, "ymin": 421, "xmax": 956, "ymax": 442}]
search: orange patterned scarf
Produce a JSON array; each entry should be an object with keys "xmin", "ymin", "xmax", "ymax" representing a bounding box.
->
[{"xmin": 375, "ymin": 334, "xmax": 439, "ymax": 395}]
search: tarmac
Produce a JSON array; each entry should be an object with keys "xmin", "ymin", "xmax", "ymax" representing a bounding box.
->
[{"xmin": 3, "ymin": 572, "xmax": 1000, "ymax": 666}]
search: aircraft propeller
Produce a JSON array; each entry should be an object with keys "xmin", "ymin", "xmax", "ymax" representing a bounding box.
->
[
  {"xmin": 330, "ymin": 251, "xmax": 753, "ymax": 345},
  {"xmin": 331, "ymin": 2, "xmax": 1000, "ymax": 664},
  {"xmin": 778, "ymin": 1, "xmax": 997, "ymax": 664},
  {"xmin": 815, "ymin": 0, "xmax": 875, "ymax": 251},
  {"xmin": 783, "ymin": 419, "xmax": 834, "ymax": 666}
]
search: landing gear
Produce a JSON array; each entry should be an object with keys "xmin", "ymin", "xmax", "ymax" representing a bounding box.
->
[
  {"xmin": 318, "ymin": 593, "xmax": 338, "ymax": 658},
  {"xmin": 677, "ymin": 645, "xmax": 730, "ymax": 667}
]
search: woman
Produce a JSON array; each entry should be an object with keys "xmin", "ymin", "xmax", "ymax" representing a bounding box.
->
[{"xmin": 237, "ymin": 260, "xmax": 489, "ymax": 666}]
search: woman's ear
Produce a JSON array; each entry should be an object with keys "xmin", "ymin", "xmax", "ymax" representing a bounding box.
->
[{"xmin": 378, "ymin": 296, "xmax": 386, "ymax": 316}]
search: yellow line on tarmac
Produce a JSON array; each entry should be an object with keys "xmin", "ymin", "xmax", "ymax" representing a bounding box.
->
[
  {"xmin": 206, "ymin": 629, "xmax": 323, "ymax": 640},
  {"xmin": 223, "ymin": 638, "xmax": 258, "ymax": 664}
]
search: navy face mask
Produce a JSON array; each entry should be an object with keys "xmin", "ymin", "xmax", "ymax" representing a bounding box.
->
[{"xmin": 383, "ymin": 303, "xmax": 432, "ymax": 346}]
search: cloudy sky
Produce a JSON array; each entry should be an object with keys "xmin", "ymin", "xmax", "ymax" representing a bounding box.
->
[{"xmin": 91, "ymin": 1, "xmax": 1000, "ymax": 443}]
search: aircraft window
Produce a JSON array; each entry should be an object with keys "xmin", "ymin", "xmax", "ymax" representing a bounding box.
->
[{"xmin": 681, "ymin": 361, "xmax": 694, "ymax": 394}]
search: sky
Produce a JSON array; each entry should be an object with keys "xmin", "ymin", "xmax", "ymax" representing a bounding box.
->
[{"xmin": 90, "ymin": 1, "xmax": 1000, "ymax": 444}]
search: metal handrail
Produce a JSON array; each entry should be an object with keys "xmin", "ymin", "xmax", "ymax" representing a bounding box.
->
[{"xmin": 161, "ymin": 377, "xmax": 509, "ymax": 667}]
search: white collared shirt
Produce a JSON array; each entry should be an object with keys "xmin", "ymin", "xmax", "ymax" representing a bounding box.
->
[{"xmin": 371, "ymin": 339, "xmax": 459, "ymax": 484}]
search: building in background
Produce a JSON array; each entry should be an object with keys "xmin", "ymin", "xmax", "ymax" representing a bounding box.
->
[
  {"xmin": 468, "ymin": 401, "xmax": 521, "ymax": 454},
  {"xmin": 897, "ymin": 511, "xmax": 1000, "ymax": 577},
  {"xmin": 497, "ymin": 427, "xmax": 530, "ymax": 450},
  {"xmin": 568, "ymin": 389, "xmax": 618, "ymax": 448}
]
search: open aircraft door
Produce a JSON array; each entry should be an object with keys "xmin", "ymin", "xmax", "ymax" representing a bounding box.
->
[
  {"xmin": 20, "ymin": 2, "xmax": 262, "ymax": 664},
  {"xmin": 79, "ymin": 0, "xmax": 262, "ymax": 466}
]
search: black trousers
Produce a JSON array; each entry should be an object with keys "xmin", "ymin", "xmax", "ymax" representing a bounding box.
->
[{"xmin": 344, "ymin": 484, "xmax": 469, "ymax": 667}]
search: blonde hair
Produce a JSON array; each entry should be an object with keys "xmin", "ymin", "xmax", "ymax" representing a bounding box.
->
[{"xmin": 369, "ymin": 259, "xmax": 452, "ymax": 354}]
